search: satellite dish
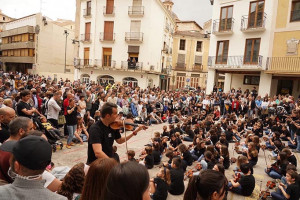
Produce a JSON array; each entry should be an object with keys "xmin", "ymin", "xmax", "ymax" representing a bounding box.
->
[{"xmin": 35, "ymin": 25, "xmax": 40, "ymax": 34}]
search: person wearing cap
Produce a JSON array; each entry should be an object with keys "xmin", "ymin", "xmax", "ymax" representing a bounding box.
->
[{"xmin": 0, "ymin": 135, "xmax": 67, "ymax": 200}]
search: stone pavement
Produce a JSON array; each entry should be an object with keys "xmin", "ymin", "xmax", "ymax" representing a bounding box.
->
[{"xmin": 52, "ymin": 123, "xmax": 300, "ymax": 200}]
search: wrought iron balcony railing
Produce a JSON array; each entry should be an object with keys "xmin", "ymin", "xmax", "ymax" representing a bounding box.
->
[
  {"xmin": 241, "ymin": 13, "xmax": 267, "ymax": 32},
  {"xmin": 80, "ymin": 34, "xmax": 92, "ymax": 42},
  {"xmin": 125, "ymin": 32, "xmax": 143, "ymax": 42},
  {"xmin": 99, "ymin": 32, "xmax": 115, "ymax": 42},
  {"xmin": 212, "ymin": 18, "xmax": 234, "ymax": 34},
  {"xmin": 121, "ymin": 61, "xmax": 143, "ymax": 70},
  {"xmin": 83, "ymin": 8, "xmax": 91, "ymax": 17},
  {"xmin": 208, "ymin": 56, "xmax": 263, "ymax": 68},
  {"xmin": 128, "ymin": 6, "xmax": 144, "ymax": 16},
  {"xmin": 175, "ymin": 63, "xmax": 186, "ymax": 70}
]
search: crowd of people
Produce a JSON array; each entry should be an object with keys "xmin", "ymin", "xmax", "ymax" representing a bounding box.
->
[{"xmin": 0, "ymin": 72, "xmax": 299, "ymax": 200}]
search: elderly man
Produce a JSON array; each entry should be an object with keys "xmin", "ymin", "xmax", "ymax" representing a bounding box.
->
[
  {"xmin": 0, "ymin": 136, "xmax": 66, "ymax": 199},
  {"xmin": 0, "ymin": 107, "xmax": 15, "ymax": 143}
]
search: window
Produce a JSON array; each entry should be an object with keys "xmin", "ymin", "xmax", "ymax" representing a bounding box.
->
[
  {"xmin": 291, "ymin": 0, "xmax": 300, "ymax": 22},
  {"xmin": 86, "ymin": 1, "xmax": 91, "ymax": 16},
  {"xmin": 196, "ymin": 41, "xmax": 202, "ymax": 52},
  {"xmin": 179, "ymin": 39, "xmax": 185, "ymax": 50},
  {"xmin": 248, "ymin": 0, "xmax": 265, "ymax": 28},
  {"xmin": 29, "ymin": 34, "xmax": 34, "ymax": 42},
  {"xmin": 216, "ymin": 40, "xmax": 229, "ymax": 64},
  {"xmin": 220, "ymin": 6, "xmax": 233, "ymax": 31},
  {"xmin": 195, "ymin": 56, "xmax": 202, "ymax": 65},
  {"xmin": 244, "ymin": 38, "xmax": 261, "ymax": 64},
  {"xmin": 106, "ymin": 0, "xmax": 114, "ymax": 14},
  {"xmin": 243, "ymin": 75, "xmax": 260, "ymax": 85},
  {"xmin": 104, "ymin": 21, "xmax": 114, "ymax": 40},
  {"xmin": 176, "ymin": 74, "xmax": 186, "ymax": 88}
]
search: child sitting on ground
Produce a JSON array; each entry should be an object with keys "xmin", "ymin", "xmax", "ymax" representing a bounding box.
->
[
  {"xmin": 168, "ymin": 157, "xmax": 185, "ymax": 196},
  {"xmin": 127, "ymin": 150, "xmax": 136, "ymax": 162},
  {"xmin": 140, "ymin": 146, "xmax": 154, "ymax": 169},
  {"xmin": 112, "ymin": 146, "xmax": 120, "ymax": 163},
  {"xmin": 40, "ymin": 116, "xmax": 63, "ymax": 139},
  {"xmin": 178, "ymin": 144, "xmax": 194, "ymax": 166},
  {"xmin": 229, "ymin": 163, "xmax": 255, "ymax": 196},
  {"xmin": 150, "ymin": 167, "xmax": 171, "ymax": 200}
]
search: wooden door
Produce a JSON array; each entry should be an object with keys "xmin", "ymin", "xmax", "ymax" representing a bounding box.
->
[
  {"xmin": 104, "ymin": 21, "xmax": 114, "ymax": 40},
  {"xmin": 85, "ymin": 22, "xmax": 91, "ymax": 41},
  {"xmin": 106, "ymin": 0, "xmax": 114, "ymax": 14},
  {"xmin": 103, "ymin": 48, "xmax": 112, "ymax": 67},
  {"xmin": 191, "ymin": 77, "xmax": 199, "ymax": 88},
  {"xmin": 84, "ymin": 48, "xmax": 90, "ymax": 65},
  {"xmin": 176, "ymin": 76, "xmax": 185, "ymax": 89}
]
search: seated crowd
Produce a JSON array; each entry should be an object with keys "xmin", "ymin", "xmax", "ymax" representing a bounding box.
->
[{"xmin": 0, "ymin": 72, "xmax": 299, "ymax": 200}]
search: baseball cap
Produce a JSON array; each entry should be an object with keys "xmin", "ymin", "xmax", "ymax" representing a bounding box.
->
[{"xmin": 0, "ymin": 135, "xmax": 52, "ymax": 170}]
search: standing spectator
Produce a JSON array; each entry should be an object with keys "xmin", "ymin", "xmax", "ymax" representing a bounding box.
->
[
  {"xmin": 16, "ymin": 90, "xmax": 40, "ymax": 118},
  {"xmin": 65, "ymin": 98, "xmax": 79, "ymax": 149},
  {"xmin": 0, "ymin": 107, "xmax": 15, "ymax": 143},
  {"xmin": 47, "ymin": 92, "xmax": 62, "ymax": 128}
]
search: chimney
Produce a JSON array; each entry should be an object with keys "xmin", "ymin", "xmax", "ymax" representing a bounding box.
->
[{"xmin": 163, "ymin": 0, "xmax": 174, "ymax": 12}]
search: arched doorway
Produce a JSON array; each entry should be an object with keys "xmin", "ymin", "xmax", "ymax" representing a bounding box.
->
[
  {"xmin": 97, "ymin": 75, "xmax": 114, "ymax": 85},
  {"xmin": 123, "ymin": 77, "xmax": 138, "ymax": 88},
  {"xmin": 81, "ymin": 74, "xmax": 90, "ymax": 84}
]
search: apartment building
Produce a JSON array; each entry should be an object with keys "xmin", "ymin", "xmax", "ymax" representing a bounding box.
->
[
  {"xmin": 75, "ymin": 0, "xmax": 176, "ymax": 89},
  {"xmin": 265, "ymin": 0, "xmax": 300, "ymax": 97},
  {"xmin": 0, "ymin": 10, "xmax": 14, "ymax": 69},
  {"xmin": 206, "ymin": 0, "xmax": 277, "ymax": 96},
  {"xmin": 171, "ymin": 20, "xmax": 210, "ymax": 89},
  {"xmin": 0, "ymin": 13, "xmax": 75, "ymax": 80}
]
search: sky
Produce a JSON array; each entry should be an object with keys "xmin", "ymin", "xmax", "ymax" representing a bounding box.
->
[{"xmin": 0, "ymin": 0, "xmax": 212, "ymax": 27}]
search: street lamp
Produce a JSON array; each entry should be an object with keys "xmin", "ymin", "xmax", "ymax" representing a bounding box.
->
[{"xmin": 64, "ymin": 30, "xmax": 69, "ymax": 73}]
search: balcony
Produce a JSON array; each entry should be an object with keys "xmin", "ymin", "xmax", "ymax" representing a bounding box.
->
[
  {"xmin": 212, "ymin": 18, "xmax": 234, "ymax": 35},
  {"xmin": 74, "ymin": 59, "xmax": 93, "ymax": 68},
  {"xmin": 193, "ymin": 64, "xmax": 203, "ymax": 72},
  {"xmin": 1, "ymin": 56, "xmax": 35, "ymax": 64},
  {"xmin": 291, "ymin": 10, "xmax": 300, "ymax": 22},
  {"xmin": 0, "ymin": 26, "xmax": 35, "ymax": 38},
  {"xmin": 83, "ymin": 8, "xmax": 92, "ymax": 18},
  {"xmin": 103, "ymin": 6, "xmax": 115, "ymax": 16},
  {"xmin": 125, "ymin": 32, "xmax": 143, "ymax": 43},
  {"xmin": 266, "ymin": 57, "xmax": 300, "ymax": 74},
  {"xmin": 128, "ymin": 6, "xmax": 144, "ymax": 16},
  {"xmin": 0, "ymin": 41, "xmax": 35, "ymax": 50},
  {"xmin": 241, "ymin": 13, "xmax": 267, "ymax": 32},
  {"xmin": 121, "ymin": 61, "xmax": 143, "ymax": 70},
  {"xmin": 99, "ymin": 32, "xmax": 115, "ymax": 42},
  {"xmin": 89, "ymin": 59, "xmax": 116, "ymax": 69},
  {"xmin": 175, "ymin": 63, "xmax": 186, "ymax": 71},
  {"xmin": 80, "ymin": 34, "xmax": 92, "ymax": 43},
  {"xmin": 208, "ymin": 56, "xmax": 263, "ymax": 70}
]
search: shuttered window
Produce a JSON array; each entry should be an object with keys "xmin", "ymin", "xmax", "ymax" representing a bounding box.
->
[{"xmin": 195, "ymin": 56, "xmax": 202, "ymax": 65}]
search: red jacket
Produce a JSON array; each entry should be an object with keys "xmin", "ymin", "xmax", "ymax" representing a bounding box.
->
[{"xmin": 232, "ymin": 101, "xmax": 239, "ymax": 110}]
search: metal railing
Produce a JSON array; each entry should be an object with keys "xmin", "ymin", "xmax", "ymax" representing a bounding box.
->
[
  {"xmin": 266, "ymin": 57, "xmax": 300, "ymax": 73},
  {"xmin": 208, "ymin": 56, "xmax": 263, "ymax": 68},
  {"xmin": 212, "ymin": 18, "xmax": 234, "ymax": 33},
  {"xmin": 83, "ymin": 8, "xmax": 91, "ymax": 17},
  {"xmin": 291, "ymin": 10, "xmax": 300, "ymax": 22},
  {"xmin": 175, "ymin": 63, "xmax": 186, "ymax": 70},
  {"xmin": 80, "ymin": 34, "xmax": 92, "ymax": 42},
  {"xmin": 128, "ymin": 6, "xmax": 144, "ymax": 15},
  {"xmin": 99, "ymin": 32, "xmax": 115, "ymax": 41},
  {"xmin": 241, "ymin": 13, "xmax": 267, "ymax": 31},
  {"xmin": 75, "ymin": 59, "xmax": 93, "ymax": 67},
  {"xmin": 125, "ymin": 32, "xmax": 143, "ymax": 42},
  {"xmin": 193, "ymin": 64, "xmax": 203, "ymax": 71},
  {"xmin": 121, "ymin": 61, "xmax": 143, "ymax": 70},
  {"xmin": 103, "ymin": 6, "xmax": 115, "ymax": 15}
]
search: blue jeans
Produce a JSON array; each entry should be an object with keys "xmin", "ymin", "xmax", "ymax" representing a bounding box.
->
[
  {"xmin": 228, "ymin": 182, "xmax": 243, "ymax": 195},
  {"xmin": 296, "ymin": 135, "xmax": 300, "ymax": 151},
  {"xmin": 183, "ymin": 136, "xmax": 193, "ymax": 142},
  {"xmin": 266, "ymin": 169, "xmax": 282, "ymax": 179},
  {"xmin": 67, "ymin": 125, "xmax": 77, "ymax": 145},
  {"xmin": 288, "ymin": 141, "xmax": 297, "ymax": 149},
  {"xmin": 271, "ymin": 189, "xmax": 285, "ymax": 200}
]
